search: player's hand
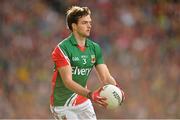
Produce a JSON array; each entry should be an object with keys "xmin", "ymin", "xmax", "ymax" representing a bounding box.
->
[
  {"xmin": 116, "ymin": 84, "xmax": 125, "ymax": 104},
  {"xmin": 87, "ymin": 88, "xmax": 108, "ymax": 108}
]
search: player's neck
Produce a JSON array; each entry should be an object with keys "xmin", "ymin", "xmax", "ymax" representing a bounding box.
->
[{"xmin": 73, "ymin": 32, "xmax": 86, "ymax": 47}]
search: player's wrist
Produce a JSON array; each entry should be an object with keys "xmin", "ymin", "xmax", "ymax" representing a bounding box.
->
[{"xmin": 87, "ymin": 91, "xmax": 92, "ymax": 99}]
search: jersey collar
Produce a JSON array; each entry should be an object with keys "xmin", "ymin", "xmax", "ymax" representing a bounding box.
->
[{"xmin": 70, "ymin": 33, "xmax": 90, "ymax": 47}]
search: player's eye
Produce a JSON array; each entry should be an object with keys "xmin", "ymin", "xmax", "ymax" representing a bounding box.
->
[{"xmin": 82, "ymin": 21, "xmax": 87, "ymax": 24}]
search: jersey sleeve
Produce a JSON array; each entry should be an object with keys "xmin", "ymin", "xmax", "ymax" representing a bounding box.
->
[
  {"xmin": 52, "ymin": 46, "xmax": 70, "ymax": 68},
  {"xmin": 94, "ymin": 43, "xmax": 104, "ymax": 66}
]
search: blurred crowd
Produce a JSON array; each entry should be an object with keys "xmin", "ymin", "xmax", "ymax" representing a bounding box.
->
[{"xmin": 0, "ymin": 0, "xmax": 179, "ymax": 119}]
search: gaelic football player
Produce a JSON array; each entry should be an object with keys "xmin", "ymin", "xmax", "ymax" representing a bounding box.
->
[{"xmin": 50, "ymin": 6, "xmax": 124, "ymax": 119}]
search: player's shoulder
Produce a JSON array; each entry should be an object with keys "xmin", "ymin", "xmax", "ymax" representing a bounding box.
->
[
  {"xmin": 57, "ymin": 37, "xmax": 71, "ymax": 48},
  {"xmin": 87, "ymin": 38, "xmax": 101, "ymax": 48}
]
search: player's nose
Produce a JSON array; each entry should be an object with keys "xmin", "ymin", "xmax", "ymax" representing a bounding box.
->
[{"xmin": 87, "ymin": 22, "xmax": 91, "ymax": 28}]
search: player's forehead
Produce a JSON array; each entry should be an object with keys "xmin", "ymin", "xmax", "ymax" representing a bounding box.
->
[{"xmin": 78, "ymin": 15, "xmax": 92, "ymax": 23}]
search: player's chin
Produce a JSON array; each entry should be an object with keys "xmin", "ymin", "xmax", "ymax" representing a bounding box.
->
[
  {"xmin": 86, "ymin": 32, "xmax": 90, "ymax": 37},
  {"xmin": 83, "ymin": 33, "xmax": 90, "ymax": 37}
]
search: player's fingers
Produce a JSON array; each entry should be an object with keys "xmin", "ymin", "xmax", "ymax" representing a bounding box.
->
[
  {"xmin": 97, "ymin": 87, "xmax": 104, "ymax": 92},
  {"xmin": 96, "ymin": 103, "xmax": 104, "ymax": 108},
  {"xmin": 96, "ymin": 96, "xmax": 108, "ymax": 106},
  {"xmin": 97, "ymin": 102, "xmax": 107, "ymax": 108},
  {"xmin": 96, "ymin": 99, "xmax": 108, "ymax": 107},
  {"xmin": 98, "ymin": 97, "xmax": 107, "ymax": 103},
  {"xmin": 120, "ymin": 90, "xmax": 125, "ymax": 103},
  {"xmin": 97, "ymin": 96, "xmax": 107, "ymax": 100}
]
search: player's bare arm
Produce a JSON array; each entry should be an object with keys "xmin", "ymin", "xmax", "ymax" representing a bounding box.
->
[
  {"xmin": 95, "ymin": 64, "xmax": 116, "ymax": 85},
  {"xmin": 58, "ymin": 65, "xmax": 90, "ymax": 97}
]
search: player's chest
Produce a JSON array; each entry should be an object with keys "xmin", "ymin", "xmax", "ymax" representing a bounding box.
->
[{"xmin": 69, "ymin": 48, "xmax": 96, "ymax": 67}]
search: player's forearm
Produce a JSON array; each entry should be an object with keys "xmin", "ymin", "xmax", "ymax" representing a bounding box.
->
[
  {"xmin": 102, "ymin": 75, "xmax": 116, "ymax": 85},
  {"xmin": 58, "ymin": 66, "xmax": 91, "ymax": 98},
  {"xmin": 63, "ymin": 78, "xmax": 90, "ymax": 98},
  {"xmin": 96, "ymin": 64, "xmax": 116, "ymax": 85},
  {"xmin": 100, "ymin": 65, "xmax": 118, "ymax": 85},
  {"xmin": 109, "ymin": 76, "xmax": 117, "ymax": 85}
]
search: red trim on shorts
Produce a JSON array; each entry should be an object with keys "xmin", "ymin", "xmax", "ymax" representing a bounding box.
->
[
  {"xmin": 72, "ymin": 85, "xmax": 88, "ymax": 106},
  {"xmin": 73, "ymin": 95, "xmax": 88, "ymax": 106}
]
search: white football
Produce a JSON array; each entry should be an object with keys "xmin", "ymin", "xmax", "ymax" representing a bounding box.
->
[{"xmin": 100, "ymin": 84, "xmax": 123, "ymax": 109}]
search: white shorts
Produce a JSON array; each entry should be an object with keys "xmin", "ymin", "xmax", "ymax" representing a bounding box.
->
[{"xmin": 50, "ymin": 99, "xmax": 97, "ymax": 120}]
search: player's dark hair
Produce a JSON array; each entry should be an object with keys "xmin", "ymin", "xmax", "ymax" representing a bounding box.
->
[{"xmin": 66, "ymin": 6, "xmax": 91, "ymax": 31}]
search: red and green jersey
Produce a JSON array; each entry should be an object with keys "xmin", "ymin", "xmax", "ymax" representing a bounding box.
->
[{"xmin": 50, "ymin": 33, "xmax": 104, "ymax": 107}]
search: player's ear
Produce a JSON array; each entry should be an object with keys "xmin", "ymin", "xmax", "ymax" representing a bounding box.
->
[{"xmin": 72, "ymin": 23, "xmax": 77, "ymax": 31}]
